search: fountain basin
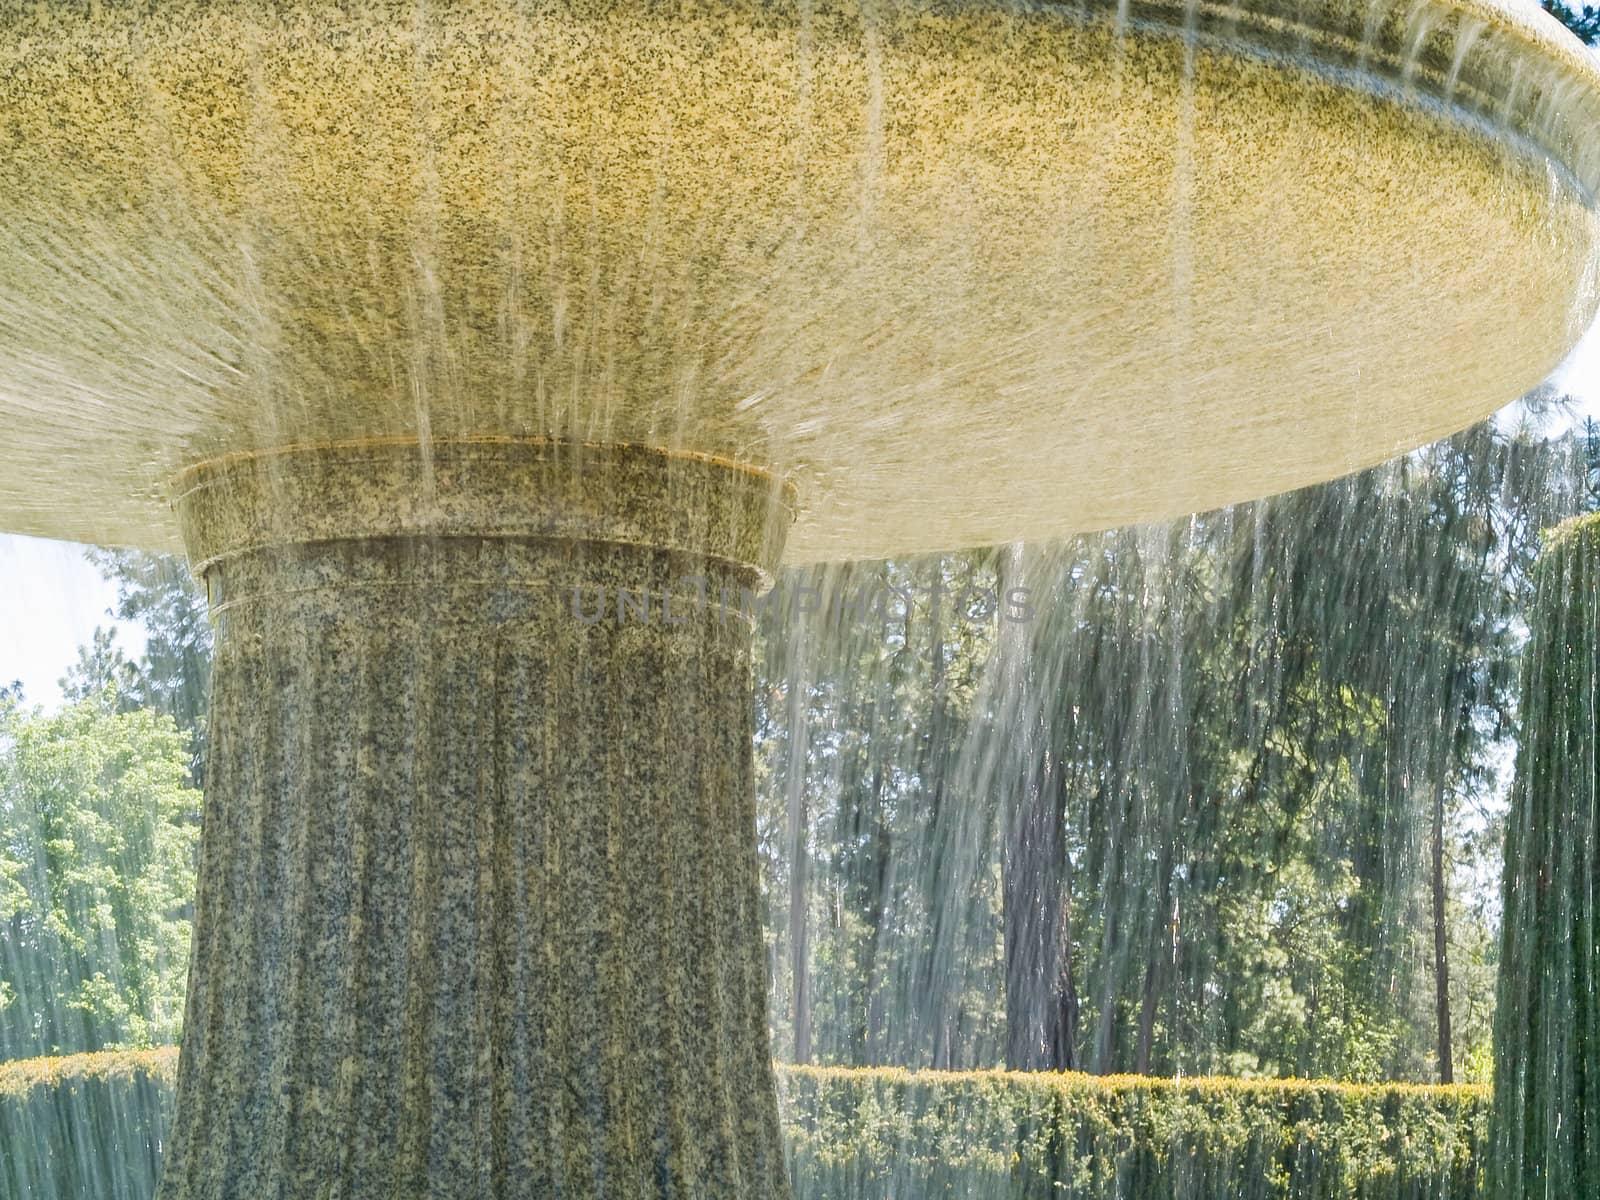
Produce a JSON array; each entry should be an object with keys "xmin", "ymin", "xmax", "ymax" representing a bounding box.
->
[{"xmin": 0, "ymin": 0, "xmax": 1595, "ymax": 559}]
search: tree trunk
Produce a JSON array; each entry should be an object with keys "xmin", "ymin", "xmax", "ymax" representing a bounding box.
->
[
  {"xmin": 786, "ymin": 646, "xmax": 812, "ymax": 1066},
  {"xmin": 1050, "ymin": 893, "xmax": 1080, "ymax": 1072},
  {"xmin": 1004, "ymin": 751, "xmax": 1074, "ymax": 1070},
  {"xmin": 1432, "ymin": 780, "xmax": 1454, "ymax": 1084},
  {"xmin": 856, "ymin": 764, "xmax": 890, "ymax": 1064},
  {"xmin": 1134, "ymin": 848, "xmax": 1173, "ymax": 1075},
  {"xmin": 1000, "ymin": 547, "xmax": 1077, "ymax": 1072}
]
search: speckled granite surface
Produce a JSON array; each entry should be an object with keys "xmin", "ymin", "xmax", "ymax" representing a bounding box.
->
[
  {"xmin": 164, "ymin": 442, "xmax": 792, "ymax": 1199},
  {"xmin": 1, "ymin": 0, "xmax": 1598, "ymax": 560}
]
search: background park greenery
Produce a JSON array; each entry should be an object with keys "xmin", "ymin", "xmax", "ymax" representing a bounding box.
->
[
  {"xmin": 755, "ymin": 404, "xmax": 1595, "ymax": 1086},
  {"xmin": 2, "ymin": 400, "xmax": 1596, "ymax": 1083},
  {"xmin": 2, "ymin": 417, "xmax": 1600, "ymax": 1200}
]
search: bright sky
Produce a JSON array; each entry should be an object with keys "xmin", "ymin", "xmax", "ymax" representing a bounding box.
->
[
  {"xmin": 0, "ymin": 533, "xmax": 140, "ymax": 709},
  {"xmin": 1554, "ymin": 310, "xmax": 1600, "ymax": 423}
]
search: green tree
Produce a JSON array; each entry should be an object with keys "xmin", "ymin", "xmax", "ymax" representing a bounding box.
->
[
  {"xmin": 58, "ymin": 627, "xmax": 141, "ymax": 706},
  {"xmin": 84, "ymin": 549, "xmax": 212, "ymax": 779},
  {"xmin": 0, "ymin": 686, "xmax": 200, "ymax": 1059},
  {"xmin": 1491, "ymin": 513, "xmax": 1600, "ymax": 1196},
  {"xmin": 757, "ymin": 408, "xmax": 1582, "ymax": 1083},
  {"xmin": 1016, "ymin": 416, "xmax": 1572, "ymax": 1081},
  {"xmin": 1544, "ymin": 0, "xmax": 1600, "ymax": 43}
]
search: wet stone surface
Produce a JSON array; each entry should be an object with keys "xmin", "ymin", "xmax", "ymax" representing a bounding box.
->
[{"xmin": 164, "ymin": 445, "xmax": 792, "ymax": 1199}]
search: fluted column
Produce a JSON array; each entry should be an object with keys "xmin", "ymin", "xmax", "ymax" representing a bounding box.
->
[{"xmin": 160, "ymin": 439, "xmax": 793, "ymax": 1199}]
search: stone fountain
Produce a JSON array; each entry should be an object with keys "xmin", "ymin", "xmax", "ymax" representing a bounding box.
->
[{"xmin": 0, "ymin": 0, "xmax": 1596, "ymax": 1196}]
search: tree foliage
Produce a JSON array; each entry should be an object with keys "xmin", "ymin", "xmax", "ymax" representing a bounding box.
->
[
  {"xmin": 1490, "ymin": 512, "xmax": 1600, "ymax": 1197},
  {"xmin": 0, "ymin": 689, "xmax": 199, "ymax": 1059},
  {"xmin": 82, "ymin": 550, "xmax": 211, "ymax": 780},
  {"xmin": 1544, "ymin": 0, "xmax": 1600, "ymax": 44},
  {"xmin": 756, "ymin": 413, "xmax": 1584, "ymax": 1083}
]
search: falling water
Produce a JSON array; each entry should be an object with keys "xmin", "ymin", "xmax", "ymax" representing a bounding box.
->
[
  {"xmin": 0, "ymin": 0, "xmax": 1590, "ymax": 560},
  {"xmin": 757, "ymin": 409, "xmax": 1588, "ymax": 1087},
  {"xmin": 1, "ymin": 0, "xmax": 1599, "ymax": 1196},
  {"xmin": 3, "ymin": 400, "xmax": 1586, "ymax": 1197}
]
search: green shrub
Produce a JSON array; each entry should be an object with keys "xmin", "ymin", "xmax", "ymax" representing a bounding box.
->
[
  {"xmin": 0, "ymin": 1050, "xmax": 174, "ymax": 1200},
  {"xmin": 0, "ymin": 1052, "xmax": 1487, "ymax": 1199},
  {"xmin": 780, "ymin": 1067, "xmax": 1488, "ymax": 1199}
]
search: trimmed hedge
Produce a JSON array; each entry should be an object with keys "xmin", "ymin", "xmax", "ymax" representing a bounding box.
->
[
  {"xmin": 780, "ymin": 1067, "xmax": 1488, "ymax": 1199},
  {"xmin": 0, "ymin": 1051, "xmax": 1488, "ymax": 1199},
  {"xmin": 0, "ymin": 1051, "xmax": 175, "ymax": 1200}
]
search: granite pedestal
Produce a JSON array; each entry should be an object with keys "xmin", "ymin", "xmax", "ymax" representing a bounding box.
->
[{"xmin": 161, "ymin": 439, "xmax": 792, "ymax": 1199}]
